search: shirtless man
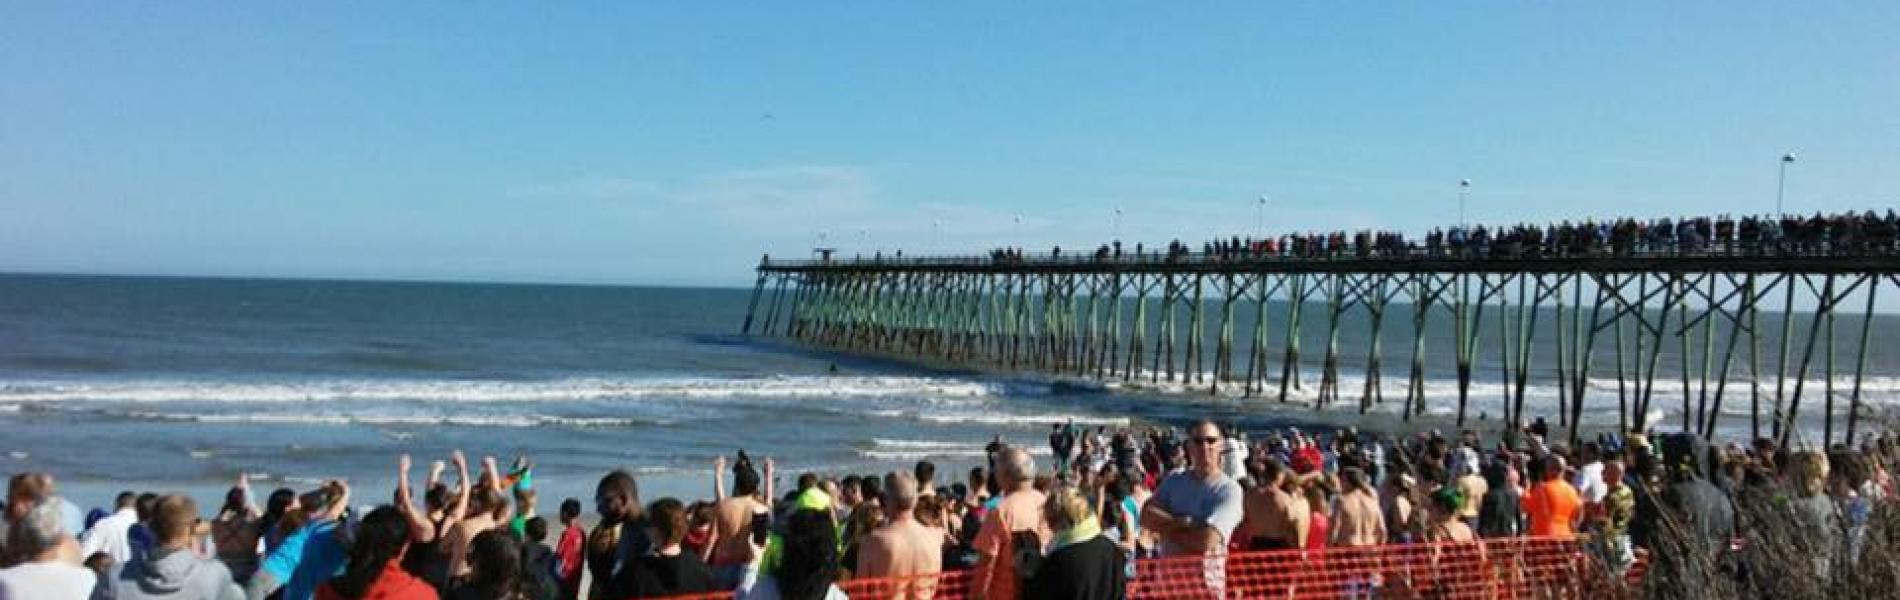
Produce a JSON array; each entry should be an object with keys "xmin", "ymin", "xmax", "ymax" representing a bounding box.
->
[
  {"xmin": 444, "ymin": 456, "xmax": 510, "ymax": 582},
  {"xmin": 1330, "ymin": 467, "xmax": 1386, "ymax": 547},
  {"xmin": 858, "ymin": 471, "xmax": 944, "ymax": 600},
  {"xmin": 709, "ymin": 453, "xmax": 773, "ymax": 589},
  {"xmin": 1240, "ymin": 458, "xmax": 1309, "ymax": 550}
]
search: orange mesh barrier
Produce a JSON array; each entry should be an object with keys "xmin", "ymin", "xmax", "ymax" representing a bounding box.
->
[{"xmin": 648, "ymin": 536, "xmax": 1608, "ymax": 599}]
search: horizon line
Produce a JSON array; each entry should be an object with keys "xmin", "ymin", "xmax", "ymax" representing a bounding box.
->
[{"xmin": 0, "ymin": 269, "xmax": 752, "ymax": 291}]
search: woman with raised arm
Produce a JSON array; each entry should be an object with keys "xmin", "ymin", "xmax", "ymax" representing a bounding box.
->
[
  {"xmin": 212, "ymin": 473, "xmax": 265, "ymax": 584},
  {"xmin": 406, "ymin": 451, "xmax": 470, "ymax": 589}
]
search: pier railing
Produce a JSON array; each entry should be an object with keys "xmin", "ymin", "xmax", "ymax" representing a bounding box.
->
[{"xmin": 760, "ymin": 245, "xmax": 1900, "ymax": 274}]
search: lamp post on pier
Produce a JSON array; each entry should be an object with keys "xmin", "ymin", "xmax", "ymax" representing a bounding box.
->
[
  {"xmin": 1459, "ymin": 179, "xmax": 1471, "ymax": 230},
  {"xmin": 1776, "ymin": 153, "xmax": 1797, "ymax": 216}
]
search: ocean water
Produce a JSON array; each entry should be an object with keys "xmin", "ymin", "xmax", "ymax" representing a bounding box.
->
[
  {"xmin": 2, "ymin": 273, "xmax": 1893, "ymax": 512},
  {"xmin": 0, "ymin": 275, "xmax": 1166, "ymax": 510}
]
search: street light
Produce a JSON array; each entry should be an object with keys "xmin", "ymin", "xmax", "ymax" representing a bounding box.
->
[
  {"xmin": 1013, "ymin": 213, "xmax": 1024, "ymax": 249},
  {"xmin": 932, "ymin": 219, "xmax": 942, "ymax": 254},
  {"xmin": 1257, "ymin": 195, "xmax": 1268, "ymax": 237},
  {"xmin": 1458, "ymin": 179, "xmax": 1472, "ymax": 229},
  {"xmin": 1113, "ymin": 206, "xmax": 1123, "ymax": 241},
  {"xmin": 1777, "ymin": 153, "xmax": 1797, "ymax": 216}
]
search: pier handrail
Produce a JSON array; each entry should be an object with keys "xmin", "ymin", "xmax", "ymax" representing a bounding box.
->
[{"xmin": 760, "ymin": 243, "xmax": 1900, "ymax": 273}]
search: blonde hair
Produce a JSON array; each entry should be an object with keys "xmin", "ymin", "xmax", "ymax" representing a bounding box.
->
[
  {"xmin": 1790, "ymin": 451, "xmax": 1829, "ymax": 497},
  {"xmin": 1043, "ymin": 485, "xmax": 1093, "ymax": 531}
]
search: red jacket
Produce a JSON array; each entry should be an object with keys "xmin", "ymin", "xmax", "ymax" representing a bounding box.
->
[{"xmin": 315, "ymin": 562, "xmax": 438, "ymax": 600}]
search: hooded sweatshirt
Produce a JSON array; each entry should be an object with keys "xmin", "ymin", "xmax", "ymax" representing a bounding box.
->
[{"xmin": 102, "ymin": 547, "xmax": 245, "ymax": 600}]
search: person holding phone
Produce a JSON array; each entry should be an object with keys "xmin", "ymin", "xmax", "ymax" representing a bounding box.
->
[{"xmin": 710, "ymin": 451, "xmax": 774, "ymax": 590}]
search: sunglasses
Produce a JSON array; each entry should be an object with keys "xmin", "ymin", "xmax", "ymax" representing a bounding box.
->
[{"xmin": 1194, "ymin": 436, "xmax": 1223, "ymax": 445}]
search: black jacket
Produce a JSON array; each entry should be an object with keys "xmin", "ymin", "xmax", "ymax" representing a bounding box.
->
[
  {"xmin": 610, "ymin": 551, "xmax": 715, "ymax": 599},
  {"xmin": 1025, "ymin": 535, "xmax": 1125, "ymax": 600}
]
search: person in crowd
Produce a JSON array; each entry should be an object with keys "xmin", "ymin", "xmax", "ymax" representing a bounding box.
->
[
  {"xmin": 712, "ymin": 452, "xmax": 773, "ymax": 589},
  {"xmin": 1332, "ymin": 467, "xmax": 1386, "ymax": 547},
  {"xmin": 445, "ymin": 458, "xmax": 511, "ymax": 582},
  {"xmin": 404, "ymin": 453, "xmax": 470, "ymax": 590},
  {"xmin": 1423, "ymin": 486, "xmax": 1473, "ymax": 543},
  {"xmin": 856, "ymin": 471, "xmax": 942, "ymax": 600},
  {"xmin": 684, "ymin": 502, "xmax": 716, "ymax": 562},
  {"xmin": 1098, "ymin": 471, "xmax": 1141, "ymax": 578},
  {"xmin": 83, "ymin": 492, "xmax": 142, "ymax": 565},
  {"xmin": 247, "ymin": 480, "xmax": 351, "ymax": 600},
  {"xmin": 1590, "ymin": 459, "xmax": 1635, "ymax": 574},
  {"xmin": 7, "ymin": 473, "xmax": 88, "ymax": 559},
  {"xmin": 738, "ymin": 505, "xmax": 847, "ymax": 600},
  {"xmin": 1140, "ymin": 419, "xmax": 1244, "ymax": 597},
  {"xmin": 1646, "ymin": 433, "xmax": 1737, "ymax": 593},
  {"xmin": 99, "ymin": 494, "xmax": 244, "ymax": 600},
  {"xmin": 1572, "ymin": 442, "xmax": 1608, "ymax": 507},
  {"xmin": 128, "ymin": 493, "xmax": 160, "ymax": 562},
  {"xmin": 447, "ymin": 531, "xmax": 534, "ymax": 600},
  {"xmin": 612, "ymin": 498, "xmax": 713, "ymax": 598},
  {"xmin": 834, "ymin": 475, "xmax": 862, "ymax": 519},
  {"xmin": 1241, "ymin": 458, "xmax": 1306, "ymax": 550},
  {"xmin": 1476, "ymin": 459, "xmax": 1524, "ymax": 538},
  {"xmin": 1024, "ymin": 486, "xmax": 1124, "ymax": 600},
  {"xmin": 1451, "ymin": 448, "xmax": 1488, "ymax": 530},
  {"xmin": 839, "ymin": 496, "xmax": 885, "ymax": 579},
  {"xmin": 552, "ymin": 500, "xmax": 584, "ymax": 600},
  {"xmin": 914, "ymin": 461, "xmax": 937, "ymax": 499},
  {"xmin": 0, "ymin": 500, "xmax": 95, "ymax": 599},
  {"xmin": 260, "ymin": 488, "xmax": 298, "ymax": 554},
  {"xmin": 971, "ymin": 447, "xmax": 1049, "ymax": 600},
  {"xmin": 592, "ymin": 469, "xmax": 647, "ymax": 598},
  {"xmin": 1222, "ymin": 425, "xmax": 1249, "ymax": 483},
  {"xmin": 1786, "ymin": 451, "xmax": 1840, "ymax": 579},
  {"xmin": 1523, "ymin": 454, "xmax": 1581, "ymax": 538},
  {"xmin": 1380, "ymin": 473, "xmax": 1418, "ymax": 544},
  {"xmin": 1050, "ymin": 423, "xmax": 1075, "ymax": 474},
  {"xmin": 211, "ymin": 476, "xmax": 264, "ymax": 585},
  {"xmin": 315, "ymin": 506, "xmax": 435, "ymax": 600},
  {"xmin": 519, "ymin": 518, "xmax": 559, "ymax": 600}
]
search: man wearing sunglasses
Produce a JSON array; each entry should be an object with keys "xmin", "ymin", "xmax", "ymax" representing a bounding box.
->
[{"xmin": 1141, "ymin": 419, "xmax": 1244, "ymax": 597}]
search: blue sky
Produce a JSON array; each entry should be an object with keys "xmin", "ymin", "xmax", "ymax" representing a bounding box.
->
[{"xmin": 3, "ymin": 3, "xmax": 1895, "ymax": 287}]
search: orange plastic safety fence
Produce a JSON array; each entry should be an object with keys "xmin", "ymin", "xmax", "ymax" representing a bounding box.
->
[{"xmin": 648, "ymin": 536, "xmax": 1604, "ymax": 600}]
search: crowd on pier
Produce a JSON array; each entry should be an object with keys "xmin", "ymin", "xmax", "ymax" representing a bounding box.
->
[
  {"xmin": 4, "ymin": 416, "xmax": 1898, "ymax": 600},
  {"xmin": 967, "ymin": 210, "xmax": 1900, "ymax": 266}
]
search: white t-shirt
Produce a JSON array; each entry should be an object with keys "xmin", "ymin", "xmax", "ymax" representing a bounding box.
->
[
  {"xmin": 1574, "ymin": 461, "xmax": 1608, "ymax": 504},
  {"xmin": 1222, "ymin": 438, "xmax": 1249, "ymax": 481},
  {"xmin": 0, "ymin": 561, "xmax": 98, "ymax": 600},
  {"xmin": 80, "ymin": 508, "xmax": 140, "ymax": 564}
]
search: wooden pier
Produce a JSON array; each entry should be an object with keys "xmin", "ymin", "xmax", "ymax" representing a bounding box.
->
[{"xmin": 742, "ymin": 248, "xmax": 1900, "ymax": 448}]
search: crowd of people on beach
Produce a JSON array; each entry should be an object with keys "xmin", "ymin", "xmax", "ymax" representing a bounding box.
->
[
  {"xmin": 4, "ymin": 414, "xmax": 1897, "ymax": 600},
  {"xmin": 945, "ymin": 211, "xmax": 1900, "ymax": 266}
]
